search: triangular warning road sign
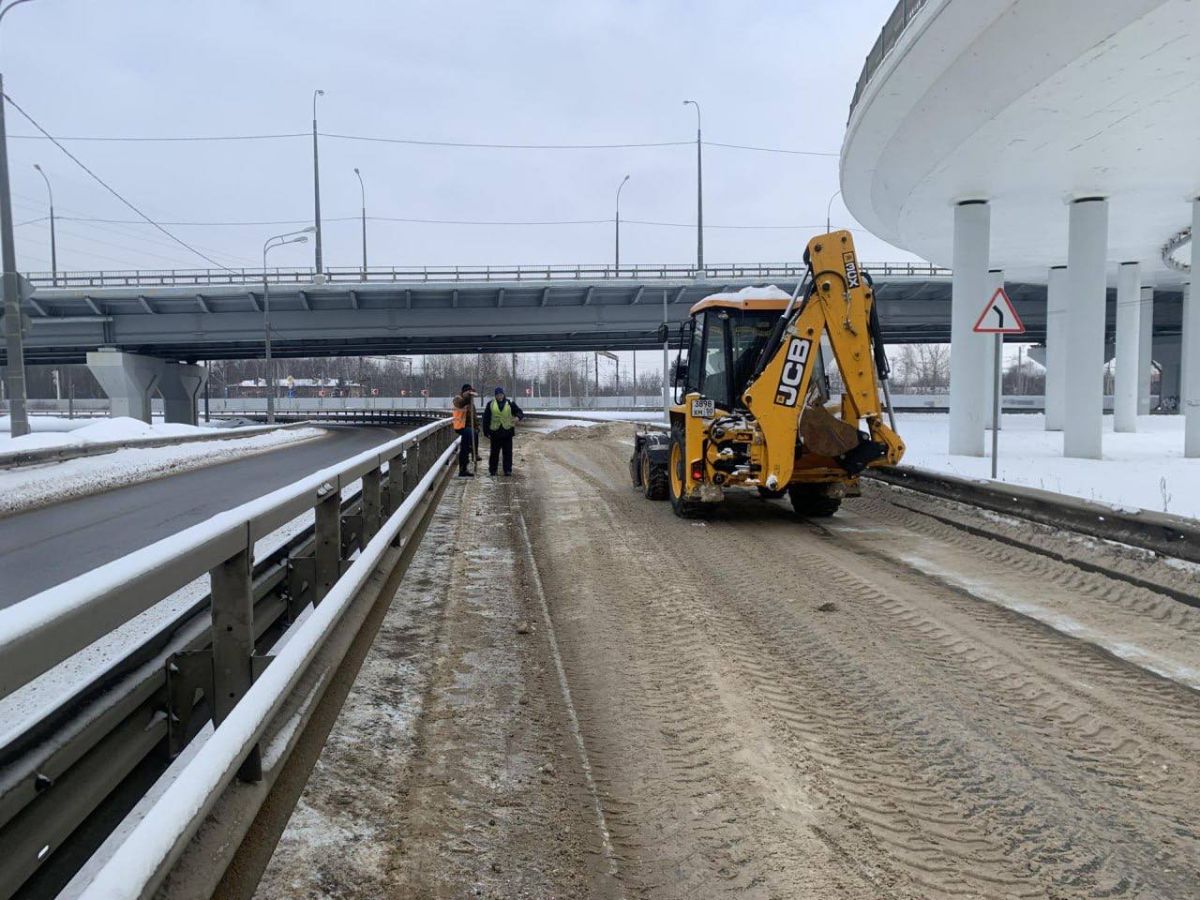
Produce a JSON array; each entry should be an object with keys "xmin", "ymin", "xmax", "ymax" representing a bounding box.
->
[{"xmin": 972, "ymin": 287, "xmax": 1025, "ymax": 334}]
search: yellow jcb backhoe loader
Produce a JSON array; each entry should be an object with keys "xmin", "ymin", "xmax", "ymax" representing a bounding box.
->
[{"xmin": 630, "ymin": 230, "xmax": 905, "ymax": 517}]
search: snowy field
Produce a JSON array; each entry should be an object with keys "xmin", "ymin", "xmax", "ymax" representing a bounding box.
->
[
  {"xmin": 897, "ymin": 413, "xmax": 1199, "ymax": 519},
  {"xmin": 0, "ymin": 425, "xmax": 325, "ymax": 516}
]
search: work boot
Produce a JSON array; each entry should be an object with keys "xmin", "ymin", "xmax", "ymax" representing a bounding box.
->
[{"xmin": 457, "ymin": 471, "xmax": 474, "ymax": 478}]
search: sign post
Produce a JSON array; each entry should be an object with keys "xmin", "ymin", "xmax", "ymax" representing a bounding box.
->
[{"xmin": 972, "ymin": 286, "xmax": 1025, "ymax": 479}]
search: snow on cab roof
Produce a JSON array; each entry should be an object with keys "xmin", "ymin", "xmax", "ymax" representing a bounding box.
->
[
  {"xmin": 702, "ymin": 285, "xmax": 792, "ymax": 302},
  {"xmin": 689, "ymin": 284, "xmax": 793, "ymax": 314}
]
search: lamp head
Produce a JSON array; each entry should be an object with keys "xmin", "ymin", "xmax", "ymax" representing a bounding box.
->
[{"xmin": 32, "ymin": 163, "xmax": 42, "ymax": 172}]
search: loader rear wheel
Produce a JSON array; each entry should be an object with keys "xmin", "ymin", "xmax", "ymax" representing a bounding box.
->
[
  {"xmin": 642, "ymin": 451, "xmax": 668, "ymax": 501},
  {"xmin": 788, "ymin": 484, "xmax": 842, "ymax": 518},
  {"xmin": 668, "ymin": 428, "xmax": 704, "ymax": 518}
]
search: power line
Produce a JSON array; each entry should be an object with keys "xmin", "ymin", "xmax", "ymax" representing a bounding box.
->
[
  {"xmin": 702, "ymin": 141, "xmax": 838, "ymax": 158},
  {"xmin": 57, "ymin": 213, "xmax": 846, "ymax": 231},
  {"xmin": 320, "ymin": 132, "xmax": 690, "ymax": 150},
  {"xmin": 6, "ymin": 129, "xmax": 837, "ymax": 155},
  {"xmin": 2, "ymin": 92, "xmax": 235, "ymax": 271},
  {"xmin": 9, "ymin": 132, "xmax": 307, "ymax": 142}
]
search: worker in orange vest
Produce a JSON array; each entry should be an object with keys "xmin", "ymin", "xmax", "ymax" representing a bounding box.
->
[{"xmin": 451, "ymin": 383, "xmax": 480, "ymax": 477}]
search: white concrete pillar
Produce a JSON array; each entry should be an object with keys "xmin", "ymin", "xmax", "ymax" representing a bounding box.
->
[
  {"xmin": 1137, "ymin": 286, "xmax": 1154, "ymax": 415},
  {"xmin": 949, "ymin": 200, "xmax": 990, "ymax": 456},
  {"xmin": 1187, "ymin": 199, "xmax": 1200, "ymax": 456},
  {"xmin": 1184, "ymin": 284, "xmax": 1192, "ymax": 413},
  {"xmin": 1155, "ymin": 335, "xmax": 1182, "ymax": 410},
  {"xmin": 982, "ymin": 270, "xmax": 1003, "ymax": 426},
  {"xmin": 1113, "ymin": 262, "xmax": 1141, "ymax": 433},
  {"xmin": 1044, "ymin": 266, "xmax": 1068, "ymax": 430},
  {"xmin": 86, "ymin": 349, "xmax": 162, "ymax": 423},
  {"xmin": 1063, "ymin": 197, "xmax": 1108, "ymax": 459},
  {"xmin": 160, "ymin": 362, "xmax": 208, "ymax": 425}
]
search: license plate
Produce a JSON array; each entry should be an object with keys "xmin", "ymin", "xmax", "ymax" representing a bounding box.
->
[{"xmin": 691, "ymin": 399, "xmax": 715, "ymax": 418}]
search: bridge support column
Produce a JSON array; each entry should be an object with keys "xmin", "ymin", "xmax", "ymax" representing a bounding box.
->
[
  {"xmin": 86, "ymin": 348, "xmax": 161, "ymax": 423},
  {"xmin": 1155, "ymin": 334, "xmax": 1181, "ymax": 412},
  {"xmin": 1187, "ymin": 198, "xmax": 1200, "ymax": 456},
  {"xmin": 159, "ymin": 362, "xmax": 207, "ymax": 426},
  {"xmin": 1114, "ymin": 262, "xmax": 1141, "ymax": 433},
  {"xmin": 949, "ymin": 200, "xmax": 990, "ymax": 456},
  {"xmin": 1044, "ymin": 266, "xmax": 1068, "ymax": 430},
  {"xmin": 1138, "ymin": 286, "xmax": 1154, "ymax": 415},
  {"xmin": 1064, "ymin": 197, "xmax": 1108, "ymax": 459}
]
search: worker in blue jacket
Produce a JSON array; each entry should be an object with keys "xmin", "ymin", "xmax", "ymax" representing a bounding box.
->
[{"xmin": 482, "ymin": 386, "xmax": 525, "ymax": 476}]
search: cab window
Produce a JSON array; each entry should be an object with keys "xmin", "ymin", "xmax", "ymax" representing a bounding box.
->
[
  {"xmin": 701, "ymin": 311, "xmax": 731, "ymax": 408},
  {"xmin": 685, "ymin": 315, "xmax": 705, "ymax": 393}
]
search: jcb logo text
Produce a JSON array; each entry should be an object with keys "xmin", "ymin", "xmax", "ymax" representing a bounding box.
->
[{"xmin": 774, "ymin": 338, "xmax": 812, "ymax": 407}]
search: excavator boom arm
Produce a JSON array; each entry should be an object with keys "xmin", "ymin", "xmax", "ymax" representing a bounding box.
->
[{"xmin": 741, "ymin": 231, "xmax": 904, "ymax": 488}]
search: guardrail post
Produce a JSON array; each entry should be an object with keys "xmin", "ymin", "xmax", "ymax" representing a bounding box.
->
[
  {"xmin": 363, "ymin": 465, "xmax": 383, "ymax": 540},
  {"xmin": 209, "ymin": 534, "xmax": 262, "ymax": 782},
  {"xmin": 314, "ymin": 482, "xmax": 342, "ymax": 603}
]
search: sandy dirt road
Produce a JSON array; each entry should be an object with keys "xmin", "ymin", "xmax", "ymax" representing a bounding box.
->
[{"xmin": 260, "ymin": 422, "xmax": 1200, "ymax": 899}]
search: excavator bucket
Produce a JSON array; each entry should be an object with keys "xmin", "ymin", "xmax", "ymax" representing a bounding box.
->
[{"xmin": 797, "ymin": 403, "xmax": 862, "ymax": 458}]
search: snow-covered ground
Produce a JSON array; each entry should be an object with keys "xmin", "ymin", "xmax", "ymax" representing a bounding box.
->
[
  {"xmin": 0, "ymin": 426, "xmax": 325, "ymax": 516},
  {"xmin": 0, "ymin": 415, "xmax": 246, "ymax": 452},
  {"xmin": 897, "ymin": 413, "xmax": 1200, "ymax": 519}
]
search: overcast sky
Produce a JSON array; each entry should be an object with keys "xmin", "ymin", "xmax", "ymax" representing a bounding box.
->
[{"xmin": 2, "ymin": 0, "xmax": 916, "ymax": 276}]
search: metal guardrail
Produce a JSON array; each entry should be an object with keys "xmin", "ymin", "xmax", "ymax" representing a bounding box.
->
[
  {"xmin": 21, "ymin": 260, "xmax": 950, "ymax": 290},
  {"xmin": 870, "ymin": 465, "xmax": 1200, "ymax": 567},
  {"xmin": 0, "ymin": 416, "xmax": 456, "ymax": 897},
  {"xmin": 850, "ymin": 0, "xmax": 930, "ymax": 117}
]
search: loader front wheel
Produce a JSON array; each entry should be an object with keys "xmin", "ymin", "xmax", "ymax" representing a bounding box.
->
[
  {"xmin": 788, "ymin": 484, "xmax": 842, "ymax": 518},
  {"xmin": 668, "ymin": 428, "xmax": 704, "ymax": 518},
  {"xmin": 642, "ymin": 451, "xmax": 668, "ymax": 501}
]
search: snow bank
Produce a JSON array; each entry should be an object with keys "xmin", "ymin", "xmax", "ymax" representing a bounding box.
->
[
  {"xmin": 0, "ymin": 416, "xmax": 220, "ymax": 451},
  {"xmin": 0, "ymin": 415, "xmax": 92, "ymax": 434},
  {"xmin": 0, "ymin": 426, "xmax": 326, "ymax": 516},
  {"xmin": 896, "ymin": 413, "xmax": 1200, "ymax": 520}
]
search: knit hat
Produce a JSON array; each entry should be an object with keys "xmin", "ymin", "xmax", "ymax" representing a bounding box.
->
[
  {"xmin": 461, "ymin": 383, "xmax": 474, "ymax": 393},
  {"xmin": 494, "ymin": 386, "xmax": 505, "ymax": 395}
]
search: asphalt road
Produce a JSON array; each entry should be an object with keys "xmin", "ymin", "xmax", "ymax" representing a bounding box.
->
[{"xmin": 0, "ymin": 426, "xmax": 404, "ymax": 608}]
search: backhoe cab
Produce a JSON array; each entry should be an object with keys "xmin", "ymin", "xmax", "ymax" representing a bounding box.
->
[{"xmin": 630, "ymin": 230, "xmax": 905, "ymax": 518}]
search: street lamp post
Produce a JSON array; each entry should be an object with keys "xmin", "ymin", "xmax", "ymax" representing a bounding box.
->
[
  {"xmin": 32, "ymin": 163, "xmax": 54, "ymax": 285},
  {"xmin": 826, "ymin": 189, "xmax": 842, "ymax": 233},
  {"xmin": 353, "ymin": 167, "xmax": 367, "ymax": 280},
  {"xmin": 262, "ymin": 227, "xmax": 315, "ymax": 423},
  {"xmin": 0, "ymin": 0, "xmax": 37, "ymax": 438},
  {"xmin": 311, "ymin": 89, "xmax": 325, "ymax": 274},
  {"xmin": 614, "ymin": 174, "xmax": 630, "ymax": 271},
  {"xmin": 683, "ymin": 100, "xmax": 703, "ymax": 274}
]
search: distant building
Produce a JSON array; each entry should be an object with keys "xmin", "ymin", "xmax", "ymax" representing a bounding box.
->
[{"xmin": 227, "ymin": 377, "xmax": 365, "ymax": 399}]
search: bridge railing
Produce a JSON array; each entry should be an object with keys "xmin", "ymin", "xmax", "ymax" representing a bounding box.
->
[
  {"xmin": 850, "ymin": 0, "xmax": 930, "ymax": 118},
  {"xmin": 24, "ymin": 260, "xmax": 949, "ymax": 290},
  {"xmin": 0, "ymin": 418, "xmax": 455, "ymax": 894}
]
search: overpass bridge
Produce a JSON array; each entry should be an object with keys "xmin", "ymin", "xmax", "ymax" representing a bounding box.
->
[
  {"xmin": 9, "ymin": 261, "xmax": 961, "ymax": 364},
  {"xmin": 4, "ymin": 262, "xmax": 1186, "ymax": 365},
  {"xmin": 2, "ymin": 261, "xmax": 1185, "ymax": 426}
]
